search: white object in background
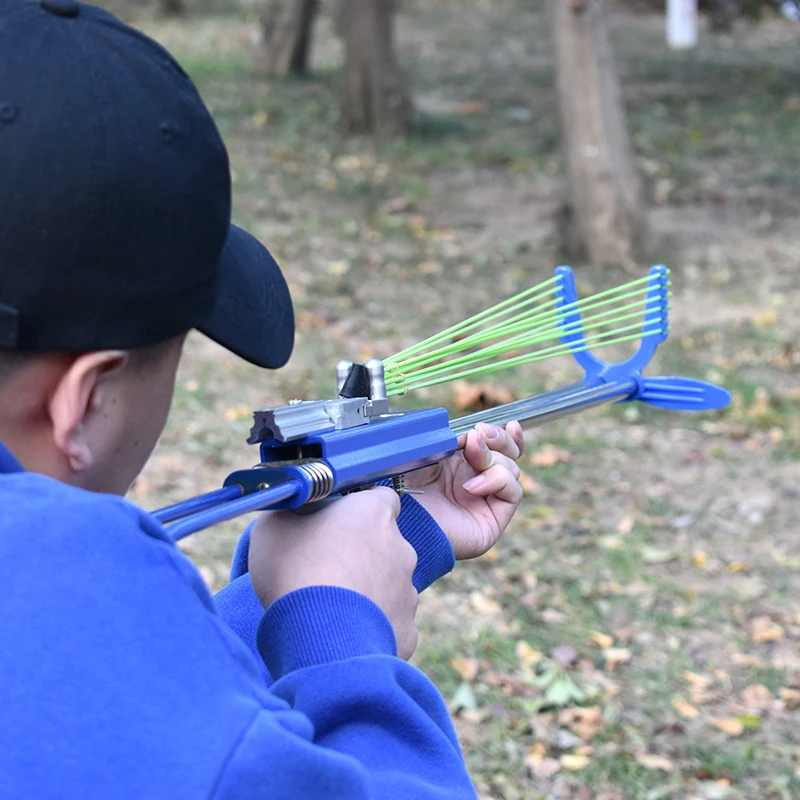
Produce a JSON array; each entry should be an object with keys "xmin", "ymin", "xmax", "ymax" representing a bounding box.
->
[
  {"xmin": 780, "ymin": 1, "xmax": 800, "ymax": 20},
  {"xmin": 667, "ymin": 0, "xmax": 698, "ymax": 49}
]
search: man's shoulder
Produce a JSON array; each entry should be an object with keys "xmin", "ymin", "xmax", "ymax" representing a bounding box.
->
[
  {"xmin": 0, "ymin": 470, "xmax": 169, "ymax": 553},
  {"xmin": 0, "ymin": 470, "xmax": 215, "ymax": 615}
]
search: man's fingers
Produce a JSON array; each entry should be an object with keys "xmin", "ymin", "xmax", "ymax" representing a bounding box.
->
[
  {"xmin": 477, "ymin": 422, "xmax": 522, "ymax": 460},
  {"xmin": 463, "ymin": 428, "xmax": 522, "ymax": 475},
  {"xmin": 463, "ymin": 428, "xmax": 493, "ymax": 472},
  {"xmin": 463, "ymin": 463, "xmax": 523, "ymax": 504},
  {"xmin": 369, "ymin": 485, "xmax": 403, "ymax": 519},
  {"xmin": 506, "ymin": 420, "xmax": 525, "ymax": 456}
]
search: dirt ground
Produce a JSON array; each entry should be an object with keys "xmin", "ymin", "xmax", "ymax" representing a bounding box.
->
[{"xmin": 107, "ymin": 1, "xmax": 800, "ymax": 797}]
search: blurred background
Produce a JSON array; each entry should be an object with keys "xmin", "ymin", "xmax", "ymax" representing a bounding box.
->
[{"xmin": 100, "ymin": 0, "xmax": 799, "ymax": 796}]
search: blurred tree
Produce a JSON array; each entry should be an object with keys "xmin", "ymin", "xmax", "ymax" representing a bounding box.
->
[
  {"xmin": 158, "ymin": 0, "xmax": 185, "ymax": 14},
  {"xmin": 255, "ymin": 0, "xmax": 319, "ymax": 77},
  {"xmin": 706, "ymin": 0, "xmax": 739, "ymax": 31},
  {"xmin": 334, "ymin": 0, "xmax": 412, "ymax": 137},
  {"xmin": 550, "ymin": 0, "xmax": 647, "ymax": 269}
]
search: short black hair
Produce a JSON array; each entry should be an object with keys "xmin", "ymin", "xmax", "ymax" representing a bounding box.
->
[{"xmin": 0, "ymin": 349, "xmax": 34, "ymax": 387}]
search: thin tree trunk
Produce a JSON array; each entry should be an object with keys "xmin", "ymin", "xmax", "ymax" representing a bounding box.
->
[
  {"xmin": 255, "ymin": 0, "xmax": 319, "ymax": 78},
  {"xmin": 549, "ymin": 0, "xmax": 647, "ymax": 269},
  {"xmin": 158, "ymin": 0, "xmax": 185, "ymax": 15},
  {"xmin": 706, "ymin": 0, "xmax": 738, "ymax": 32},
  {"xmin": 334, "ymin": 0, "xmax": 412, "ymax": 138}
]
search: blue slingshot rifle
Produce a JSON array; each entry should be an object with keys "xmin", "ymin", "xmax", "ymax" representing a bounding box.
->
[{"xmin": 154, "ymin": 266, "xmax": 730, "ymax": 541}]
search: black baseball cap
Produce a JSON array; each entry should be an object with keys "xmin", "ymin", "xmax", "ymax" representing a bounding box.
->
[{"xmin": 0, "ymin": 0, "xmax": 294, "ymax": 368}]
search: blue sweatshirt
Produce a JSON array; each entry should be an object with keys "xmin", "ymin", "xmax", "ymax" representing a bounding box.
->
[{"xmin": 0, "ymin": 441, "xmax": 476, "ymax": 799}]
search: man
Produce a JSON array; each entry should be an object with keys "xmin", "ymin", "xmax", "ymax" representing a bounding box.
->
[{"xmin": 0, "ymin": 1, "xmax": 525, "ymax": 797}]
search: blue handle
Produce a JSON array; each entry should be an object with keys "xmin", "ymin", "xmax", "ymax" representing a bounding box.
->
[{"xmin": 630, "ymin": 376, "xmax": 731, "ymax": 411}]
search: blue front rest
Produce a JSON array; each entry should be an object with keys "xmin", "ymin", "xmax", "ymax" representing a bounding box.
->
[
  {"xmin": 264, "ymin": 408, "xmax": 457, "ymax": 492},
  {"xmin": 224, "ymin": 408, "xmax": 457, "ymax": 510}
]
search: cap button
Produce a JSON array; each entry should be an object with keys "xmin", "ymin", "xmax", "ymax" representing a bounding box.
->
[{"xmin": 40, "ymin": 0, "xmax": 80, "ymax": 18}]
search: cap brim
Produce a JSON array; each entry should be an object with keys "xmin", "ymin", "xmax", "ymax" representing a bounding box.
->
[{"xmin": 197, "ymin": 224, "xmax": 294, "ymax": 369}]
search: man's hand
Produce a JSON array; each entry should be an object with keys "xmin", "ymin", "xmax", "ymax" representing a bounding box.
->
[
  {"xmin": 404, "ymin": 421, "xmax": 525, "ymax": 560},
  {"xmin": 248, "ymin": 487, "xmax": 420, "ymax": 659}
]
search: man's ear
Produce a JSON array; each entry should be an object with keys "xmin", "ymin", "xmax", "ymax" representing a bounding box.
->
[{"xmin": 48, "ymin": 351, "xmax": 128, "ymax": 473}]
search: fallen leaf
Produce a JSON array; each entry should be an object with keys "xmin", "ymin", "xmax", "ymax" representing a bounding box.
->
[
  {"xmin": 450, "ymin": 658, "xmax": 479, "ymax": 681},
  {"xmin": 560, "ymin": 753, "xmax": 591, "ymax": 770},
  {"xmin": 382, "ymin": 196, "xmax": 416, "ymax": 215},
  {"xmin": 753, "ymin": 309, "xmax": 778, "ymax": 328},
  {"xmin": 458, "ymin": 100, "xmax": 490, "ymax": 116},
  {"xmin": 559, "ymin": 705, "xmax": 603, "ymax": 740},
  {"xmin": 740, "ymin": 683, "xmax": 773, "ymax": 711},
  {"xmin": 469, "ymin": 591, "xmax": 502, "ymax": 616},
  {"xmin": 691, "ymin": 551, "xmax": 708, "ymax": 568},
  {"xmin": 526, "ymin": 742, "xmax": 548, "ymax": 763},
  {"xmin": 736, "ymin": 714, "xmax": 762, "ymax": 730},
  {"xmin": 710, "ymin": 717, "xmax": 744, "ymax": 736},
  {"xmin": 555, "ymin": 729, "xmax": 584, "ymax": 749},
  {"xmin": 327, "ymin": 260, "xmax": 351, "ymax": 277},
  {"xmin": 516, "ymin": 641, "xmax": 544, "ymax": 667},
  {"xmin": 530, "ymin": 757, "xmax": 562, "ymax": 779},
  {"xmin": 751, "ymin": 616, "xmax": 784, "ymax": 643},
  {"xmin": 559, "ymin": 705, "xmax": 602, "ymax": 726},
  {"xmin": 530, "ymin": 444, "xmax": 572, "ymax": 467},
  {"xmin": 603, "ymin": 648, "xmax": 632, "ymax": 672},
  {"xmin": 672, "ymin": 697, "xmax": 700, "ymax": 719},
  {"xmin": 642, "ymin": 547, "xmax": 679, "ymax": 564},
  {"xmin": 450, "ymin": 682, "xmax": 478, "ymax": 713},
  {"xmin": 684, "ymin": 671, "xmax": 713, "ymax": 689},
  {"xmin": 616, "ymin": 515, "xmax": 634, "ymax": 535},
  {"xmin": 552, "ymin": 644, "xmax": 579, "ymax": 667},
  {"xmin": 224, "ymin": 404, "xmax": 251, "ymax": 422},
  {"xmin": 635, "ymin": 753, "xmax": 674, "ymax": 772},
  {"xmin": 589, "ymin": 631, "xmax": 614, "ymax": 649},
  {"xmin": 727, "ymin": 561, "xmax": 748, "ymax": 573},
  {"xmin": 779, "ymin": 688, "xmax": 800, "ymax": 709},
  {"xmin": 518, "ymin": 472, "xmax": 541, "ymax": 494},
  {"xmin": 540, "ymin": 608, "xmax": 568, "ymax": 624},
  {"xmin": 535, "ymin": 663, "xmax": 587, "ymax": 707},
  {"xmin": 528, "ymin": 504, "xmax": 555, "ymax": 520},
  {"xmin": 768, "ymin": 428, "xmax": 784, "ymax": 445},
  {"xmin": 452, "ymin": 381, "xmax": 516, "ymax": 412},
  {"xmin": 130, "ymin": 476, "xmax": 150, "ymax": 498}
]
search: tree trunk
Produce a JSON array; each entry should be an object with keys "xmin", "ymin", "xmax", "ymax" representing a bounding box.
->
[
  {"xmin": 549, "ymin": 0, "xmax": 647, "ymax": 270},
  {"xmin": 334, "ymin": 0, "xmax": 412, "ymax": 138},
  {"xmin": 158, "ymin": 0, "xmax": 185, "ymax": 15},
  {"xmin": 255, "ymin": 0, "xmax": 319, "ymax": 78},
  {"xmin": 706, "ymin": 0, "xmax": 738, "ymax": 32}
]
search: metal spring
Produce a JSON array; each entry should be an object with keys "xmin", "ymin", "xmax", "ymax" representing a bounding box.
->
[{"xmin": 298, "ymin": 461, "xmax": 335, "ymax": 502}]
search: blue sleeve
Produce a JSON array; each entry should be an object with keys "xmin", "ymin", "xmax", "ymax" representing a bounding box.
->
[
  {"xmin": 0, "ymin": 477, "xmax": 476, "ymax": 798},
  {"xmin": 214, "ymin": 495, "xmax": 455, "ymax": 678},
  {"xmin": 214, "ymin": 586, "xmax": 476, "ymax": 798},
  {"xmin": 215, "ymin": 659, "xmax": 476, "ymax": 799}
]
